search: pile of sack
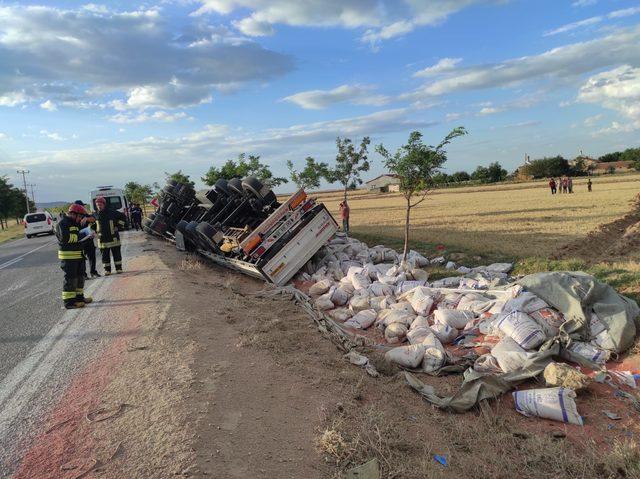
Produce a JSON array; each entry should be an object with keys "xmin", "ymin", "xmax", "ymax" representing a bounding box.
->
[{"xmin": 297, "ymin": 233, "xmax": 640, "ymax": 425}]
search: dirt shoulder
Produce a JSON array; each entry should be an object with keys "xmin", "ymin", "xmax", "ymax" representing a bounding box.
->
[{"xmin": 18, "ymin": 232, "xmax": 638, "ymax": 478}]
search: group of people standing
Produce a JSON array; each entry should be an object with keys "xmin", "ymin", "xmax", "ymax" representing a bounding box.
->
[
  {"xmin": 55, "ymin": 196, "xmax": 128, "ymax": 309},
  {"xmin": 548, "ymin": 176, "xmax": 593, "ymax": 194}
]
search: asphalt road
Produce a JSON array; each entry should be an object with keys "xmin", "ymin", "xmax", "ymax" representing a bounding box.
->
[
  {"xmin": 0, "ymin": 232, "xmax": 134, "ymax": 477},
  {"xmin": 0, "ymin": 234, "xmax": 61, "ymax": 379}
]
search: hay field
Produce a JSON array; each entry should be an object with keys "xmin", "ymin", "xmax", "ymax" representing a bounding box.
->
[{"xmin": 312, "ymin": 174, "xmax": 640, "ymax": 259}]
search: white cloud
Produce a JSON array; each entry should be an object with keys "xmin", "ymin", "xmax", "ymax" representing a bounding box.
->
[
  {"xmin": 500, "ymin": 120, "xmax": 541, "ymax": 128},
  {"xmin": 194, "ymin": 0, "xmax": 497, "ymax": 46},
  {"xmin": 39, "ymin": 130, "xmax": 66, "ymax": 141},
  {"xmin": 0, "ymin": 5, "xmax": 293, "ymax": 110},
  {"xmin": 109, "ymin": 111, "xmax": 192, "ymax": 124},
  {"xmin": 0, "ymin": 133, "xmax": 8, "ymax": 140},
  {"xmin": 578, "ymin": 65, "xmax": 640, "ymax": 132},
  {"xmin": 413, "ymin": 58, "xmax": 462, "ymax": 78},
  {"xmin": 405, "ymin": 26, "xmax": 640, "ymax": 99},
  {"xmin": 0, "ymin": 91, "xmax": 29, "ymax": 107},
  {"xmin": 544, "ymin": 7, "xmax": 640, "ymax": 37},
  {"xmin": 283, "ymin": 84, "xmax": 390, "ymax": 109},
  {"xmin": 477, "ymin": 106, "xmax": 503, "ymax": 116},
  {"xmin": 40, "ymin": 100, "xmax": 58, "ymax": 111},
  {"xmin": 583, "ymin": 114, "xmax": 603, "ymax": 126},
  {"xmin": 572, "ymin": 0, "xmax": 597, "ymax": 7}
]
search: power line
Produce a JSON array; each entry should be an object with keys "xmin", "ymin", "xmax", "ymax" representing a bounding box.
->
[{"xmin": 16, "ymin": 169, "xmax": 30, "ymax": 214}]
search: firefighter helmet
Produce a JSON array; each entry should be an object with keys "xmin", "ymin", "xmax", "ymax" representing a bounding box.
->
[{"xmin": 68, "ymin": 203, "xmax": 87, "ymax": 215}]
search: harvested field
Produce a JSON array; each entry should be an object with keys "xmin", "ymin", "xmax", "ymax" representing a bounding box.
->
[{"xmin": 309, "ymin": 174, "xmax": 640, "ymax": 259}]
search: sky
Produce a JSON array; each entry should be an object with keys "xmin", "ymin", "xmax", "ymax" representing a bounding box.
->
[{"xmin": 0, "ymin": 0, "xmax": 639, "ymax": 202}]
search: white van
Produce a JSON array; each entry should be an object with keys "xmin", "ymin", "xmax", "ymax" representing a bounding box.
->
[
  {"xmin": 23, "ymin": 211, "xmax": 55, "ymax": 238},
  {"xmin": 90, "ymin": 186, "xmax": 130, "ymax": 227}
]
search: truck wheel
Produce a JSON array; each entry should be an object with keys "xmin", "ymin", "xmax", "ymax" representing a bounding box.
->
[
  {"xmin": 227, "ymin": 178, "xmax": 244, "ymax": 196},
  {"xmin": 241, "ymin": 176, "xmax": 265, "ymax": 200},
  {"xmin": 214, "ymin": 179, "xmax": 231, "ymax": 197},
  {"xmin": 176, "ymin": 220, "xmax": 188, "ymax": 234}
]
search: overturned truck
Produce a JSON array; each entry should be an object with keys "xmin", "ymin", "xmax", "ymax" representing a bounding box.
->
[{"xmin": 143, "ymin": 177, "xmax": 338, "ymax": 285}]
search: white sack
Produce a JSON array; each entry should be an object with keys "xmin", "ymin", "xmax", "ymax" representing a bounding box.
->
[
  {"xmin": 431, "ymin": 323, "xmax": 458, "ymax": 344},
  {"xmin": 474, "ymin": 354, "xmax": 503, "ymax": 374},
  {"xmin": 385, "ymin": 344, "xmax": 426, "ymax": 368},
  {"xmin": 431, "ymin": 277, "xmax": 463, "ymax": 288},
  {"xmin": 351, "ymin": 273, "xmax": 372, "ymax": 290},
  {"xmin": 491, "ymin": 336, "xmax": 533, "ymax": 373},
  {"xmin": 497, "ymin": 311, "xmax": 546, "ymax": 350},
  {"xmin": 369, "ymin": 295, "xmax": 394, "ymax": 311},
  {"xmin": 410, "ymin": 315, "xmax": 430, "ymax": 330},
  {"xmin": 408, "ymin": 287, "xmax": 435, "ymax": 316},
  {"xmin": 385, "ymin": 323, "xmax": 408, "ymax": 343},
  {"xmin": 562, "ymin": 341, "xmax": 610, "ymax": 365},
  {"xmin": 434, "ymin": 309, "xmax": 475, "ymax": 329},
  {"xmin": 422, "ymin": 333, "xmax": 447, "ymax": 373},
  {"xmin": 349, "ymin": 294, "xmax": 371, "ymax": 313},
  {"xmin": 395, "ymin": 280, "xmax": 429, "ymax": 295},
  {"xmin": 331, "ymin": 286, "xmax": 351, "ymax": 306},
  {"xmin": 407, "ymin": 327, "xmax": 434, "ymax": 345},
  {"xmin": 315, "ymin": 290, "xmax": 335, "ymax": 311},
  {"xmin": 377, "ymin": 310, "xmax": 415, "ymax": 328},
  {"xmin": 390, "ymin": 301, "xmax": 415, "ymax": 314},
  {"xmin": 486, "ymin": 263, "xmax": 513, "ymax": 274},
  {"xmin": 328, "ymin": 308, "xmax": 352, "ymax": 321},
  {"xmin": 369, "ymin": 282, "xmax": 395, "ymax": 297},
  {"xmin": 445, "ymin": 261, "xmax": 456, "ymax": 270},
  {"xmin": 309, "ymin": 278, "xmax": 333, "ymax": 296},
  {"xmin": 407, "ymin": 250, "xmax": 430, "ymax": 267},
  {"xmin": 513, "ymin": 387, "xmax": 583, "ymax": 426},
  {"xmin": 345, "ymin": 309, "xmax": 377, "ymax": 329}
]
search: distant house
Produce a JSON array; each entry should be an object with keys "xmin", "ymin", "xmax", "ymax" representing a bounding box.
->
[
  {"xmin": 365, "ymin": 174, "xmax": 401, "ymax": 192},
  {"xmin": 592, "ymin": 160, "xmax": 635, "ymax": 174}
]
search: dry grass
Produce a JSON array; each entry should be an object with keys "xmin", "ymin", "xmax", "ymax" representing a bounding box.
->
[
  {"xmin": 178, "ymin": 254, "xmax": 203, "ymax": 270},
  {"xmin": 311, "ymin": 173, "xmax": 640, "ymax": 259},
  {"xmin": 0, "ymin": 222, "xmax": 25, "ymax": 245}
]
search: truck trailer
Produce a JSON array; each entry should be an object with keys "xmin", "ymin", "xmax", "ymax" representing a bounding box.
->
[{"xmin": 143, "ymin": 176, "xmax": 338, "ymax": 285}]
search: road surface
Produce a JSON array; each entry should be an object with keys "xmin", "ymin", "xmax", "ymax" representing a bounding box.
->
[{"xmin": 0, "ymin": 233, "xmax": 134, "ymax": 477}]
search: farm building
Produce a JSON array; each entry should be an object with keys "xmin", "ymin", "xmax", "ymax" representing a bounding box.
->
[{"xmin": 365, "ymin": 174, "xmax": 401, "ymax": 192}]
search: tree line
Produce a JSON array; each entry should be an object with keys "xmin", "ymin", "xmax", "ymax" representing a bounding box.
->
[{"xmin": 0, "ymin": 176, "xmax": 36, "ymax": 230}]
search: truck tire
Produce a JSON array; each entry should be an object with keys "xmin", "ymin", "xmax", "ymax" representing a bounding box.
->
[
  {"xmin": 176, "ymin": 220, "xmax": 188, "ymax": 234},
  {"xmin": 214, "ymin": 179, "xmax": 231, "ymax": 197},
  {"xmin": 241, "ymin": 176, "xmax": 265, "ymax": 200},
  {"xmin": 227, "ymin": 178, "xmax": 244, "ymax": 196}
]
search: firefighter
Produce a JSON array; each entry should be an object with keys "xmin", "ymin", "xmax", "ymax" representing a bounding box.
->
[
  {"xmin": 57, "ymin": 203, "xmax": 93, "ymax": 309},
  {"xmin": 95, "ymin": 196, "xmax": 127, "ymax": 275},
  {"xmin": 74, "ymin": 200, "xmax": 100, "ymax": 278}
]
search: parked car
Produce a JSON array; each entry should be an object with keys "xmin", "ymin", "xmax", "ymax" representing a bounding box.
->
[{"xmin": 23, "ymin": 211, "xmax": 55, "ymax": 238}]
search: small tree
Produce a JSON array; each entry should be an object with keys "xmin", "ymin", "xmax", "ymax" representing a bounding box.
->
[
  {"xmin": 376, "ymin": 127, "xmax": 467, "ymax": 263},
  {"xmin": 329, "ymin": 136, "xmax": 371, "ymax": 201},
  {"xmin": 287, "ymin": 157, "xmax": 331, "ymax": 191},
  {"xmin": 166, "ymin": 170, "xmax": 194, "ymax": 187},
  {"xmin": 202, "ymin": 153, "xmax": 287, "ymax": 188},
  {"xmin": 124, "ymin": 181, "xmax": 153, "ymax": 214}
]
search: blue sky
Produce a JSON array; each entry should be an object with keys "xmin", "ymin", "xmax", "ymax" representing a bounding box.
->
[{"xmin": 0, "ymin": 0, "xmax": 639, "ymax": 202}]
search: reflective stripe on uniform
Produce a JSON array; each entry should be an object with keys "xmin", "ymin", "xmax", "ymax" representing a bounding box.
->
[
  {"xmin": 109, "ymin": 220, "xmax": 114, "ymax": 235},
  {"xmin": 76, "ymin": 288, "xmax": 83, "ymax": 293},
  {"xmin": 58, "ymin": 251, "xmax": 83, "ymax": 260},
  {"xmin": 62, "ymin": 291, "xmax": 76, "ymax": 300},
  {"xmin": 68, "ymin": 233, "xmax": 78, "ymax": 243},
  {"xmin": 98, "ymin": 239, "xmax": 120, "ymax": 248},
  {"xmin": 114, "ymin": 261, "xmax": 122, "ymax": 265}
]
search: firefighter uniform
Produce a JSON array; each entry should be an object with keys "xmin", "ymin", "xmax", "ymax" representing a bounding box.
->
[
  {"xmin": 56, "ymin": 211, "xmax": 90, "ymax": 308},
  {"xmin": 95, "ymin": 208, "xmax": 127, "ymax": 274}
]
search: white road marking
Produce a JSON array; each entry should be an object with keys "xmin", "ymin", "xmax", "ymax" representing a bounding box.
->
[
  {"xmin": 0, "ymin": 241, "xmax": 55, "ymax": 271},
  {"xmin": 0, "ymin": 241, "xmax": 130, "ymax": 439}
]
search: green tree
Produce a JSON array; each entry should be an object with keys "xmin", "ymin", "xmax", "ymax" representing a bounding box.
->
[
  {"xmin": 430, "ymin": 172, "xmax": 450, "ymax": 184},
  {"xmin": 329, "ymin": 136, "xmax": 371, "ymax": 201},
  {"xmin": 287, "ymin": 157, "xmax": 331, "ymax": 191},
  {"xmin": 0, "ymin": 176, "xmax": 14, "ymax": 229},
  {"xmin": 520, "ymin": 156, "xmax": 570, "ymax": 178},
  {"xmin": 471, "ymin": 165, "xmax": 490, "ymax": 182},
  {"xmin": 486, "ymin": 162, "xmax": 508, "ymax": 182},
  {"xmin": 620, "ymin": 147, "xmax": 640, "ymax": 163},
  {"xmin": 124, "ymin": 181, "xmax": 153, "ymax": 214},
  {"xmin": 201, "ymin": 153, "xmax": 287, "ymax": 188},
  {"xmin": 165, "ymin": 170, "xmax": 194, "ymax": 187},
  {"xmin": 376, "ymin": 127, "xmax": 467, "ymax": 262},
  {"xmin": 450, "ymin": 171, "xmax": 471, "ymax": 182},
  {"xmin": 598, "ymin": 151, "xmax": 622, "ymax": 163}
]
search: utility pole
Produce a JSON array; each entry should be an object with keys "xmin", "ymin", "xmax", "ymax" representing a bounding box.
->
[
  {"xmin": 17, "ymin": 169, "xmax": 30, "ymax": 214},
  {"xmin": 27, "ymin": 184, "xmax": 36, "ymax": 205}
]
